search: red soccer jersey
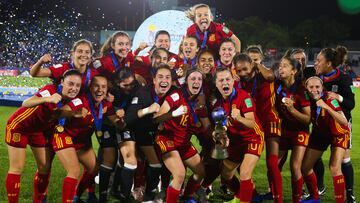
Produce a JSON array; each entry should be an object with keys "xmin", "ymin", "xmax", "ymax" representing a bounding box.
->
[
  {"xmin": 239, "ymin": 74, "xmax": 279, "ymax": 123},
  {"xmin": 311, "ymin": 94, "xmax": 349, "ymax": 137},
  {"xmin": 7, "ymin": 84, "xmax": 81, "ymax": 133},
  {"xmin": 61, "ymin": 96, "xmax": 115, "ymax": 139},
  {"xmin": 186, "ymin": 21, "xmax": 233, "ymax": 58},
  {"xmin": 92, "ymin": 52, "xmax": 135, "ymax": 81},
  {"xmin": 159, "ymin": 89, "xmax": 200, "ymax": 146},
  {"xmin": 275, "ymin": 80, "xmax": 310, "ymax": 131},
  {"xmin": 212, "ymin": 87, "xmax": 263, "ymax": 141},
  {"xmin": 49, "ymin": 62, "xmax": 99, "ymax": 92}
]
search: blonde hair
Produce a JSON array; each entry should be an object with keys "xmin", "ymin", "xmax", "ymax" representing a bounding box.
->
[
  {"xmin": 100, "ymin": 31, "xmax": 130, "ymax": 57},
  {"xmin": 72, "ymin": 39, "xmax": 94, "ymax": 55},
  {"xmin": 185, "ymin": 4, "xmax": 212, "ymax": 22}
]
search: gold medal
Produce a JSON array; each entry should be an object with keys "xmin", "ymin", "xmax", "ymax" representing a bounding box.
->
[
  {"xmin": 96, "ymin": 131, "xmax": 103, "ymax": 137},
  {"xmin": 56, "ymin": 125, "xmax": 64, "ymax": 133},
  {"xmin": 196, "ymin": 122, "xmax": 202, "ymax": 128}
]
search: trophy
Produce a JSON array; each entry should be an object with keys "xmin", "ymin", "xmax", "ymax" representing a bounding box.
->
[{"xmin": 211, "ymin": 107, "xmax": 229, "ymax": 159}]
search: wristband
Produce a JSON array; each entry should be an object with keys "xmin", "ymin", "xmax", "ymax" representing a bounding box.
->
[{"xmin": 142, "ymin": 107, "xmax": 150, "ymax": 115}]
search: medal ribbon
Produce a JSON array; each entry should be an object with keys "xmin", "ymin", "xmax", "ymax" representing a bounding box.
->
[
  {"xmin": 88, "ymin": 93, "xmax": 103, "ymax": 131},
  {"xmin": 57, "ymin": 85, "xmax": 65, "ymax": 127},
  {"xmin": 196, "ymin": 29, "xmax": 208, "ymax": 49},
  {"xmin": 182, "ymin": 88, "xmax": 200, "ymax": 125}
]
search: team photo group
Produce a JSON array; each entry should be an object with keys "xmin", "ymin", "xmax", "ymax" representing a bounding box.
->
[{"xmin": 4, "ymin": 3, "xmax": 357, "ymax": 203}]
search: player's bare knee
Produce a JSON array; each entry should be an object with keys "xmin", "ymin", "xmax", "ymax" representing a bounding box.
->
[{"xmin": 239, "ymin": 170, "xmax": 252, "ymax": 180}]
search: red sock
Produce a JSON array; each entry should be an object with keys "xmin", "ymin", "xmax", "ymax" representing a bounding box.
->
[
  {"xmin": 183, "ymin": 175, "xmax": 201, "ymax": 198},
  {"xmin": 166, "ymin": 185, "xmax": 180, "ymax": 203},
  {"xmin": 304, "ymin": 172, "xmax": 319, "ymax": 199},
  {"xmin": 223, "ymin": 176, "xmax": 240, "ymax": 193},
  {"xmin": 134, "ymin": 160, "xmax": 146, "ymax": 188},
  {"xmin": 333, "ymin": 175, "xmax": 345, "ymax": 203},
  {"xmin": 6, "ymin": 173, "xmax": 21, "ymax": 203},
  {"xmin": 62, "ymin": 177, "xmax": 78, "ymax": 203},
  {"xmin": 236, "ymin": 179, "xmax": 253, "ymax": 202},
  {"xmin": 291, "ymin": 177, "xmax": 303, "ymax": 203},
  {"xmin": 33, "ymin": 172, "xmax": 50, "ymax": 203},
  {"xmin": 267, "ymin": 155, "xmax": 282, "ymax": 203}
]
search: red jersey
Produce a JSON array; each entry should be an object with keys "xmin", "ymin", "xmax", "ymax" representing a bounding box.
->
[
  {"xmin": 275, "ymin": 80, "xmax": 310, "ymax": 131},
  {"xmin": 238, "ymin": 74, "xmax": 279, "ymax": 123},
  {"xmin": 311, "ymin": 94, "xmax": 349, "ymax": 137},
  {"xmin": 92, "ymin": 52, "xmax": 135, "ymax": 81},
  {"xmin": 186, "ymin": 22, "xmax": 233, "ymax": 58},
  {"xmin": 49, "ymin": 62, "xmax": 99, "ymax": 92},
  {"xmin": 159, "ymin": 89, "xmax": 201, "ymax": 146},
  {"xmin": 6, "ymin": 84, "xmax": 81, "ymax": 133},
  {"xmin": 212, "ymin": 87, "xmax": 263, "ymax": 141},
  {"xmin": 61, "ymin": 96, "xmax": 115, "ymax": 138}
]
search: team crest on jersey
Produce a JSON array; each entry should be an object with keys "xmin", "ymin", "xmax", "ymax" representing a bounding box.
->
[
  {"xmin": 12, "ymin": 133, "xmax": 21, "ymax": 142},
  {"xmin": 131, "ymin": 97, "xmax": 139, "ymax": 104},
  {"xmin": 53, "ymin": 64, "xmax": 63, "ymax": 69},
  {"xmin": 170, "ymin": 93, "xmax": 180, "ymax": 102},
  {"xmin": 71, "ymin": 98, "xmax": 82, "ymax": 106},
  {"xmin": 93, "ymin": 60, "xmax": 102, "ymax": 69},
  {"xmin": 209, "ymin": 34, "xmax": 216, "ymax": 42}
]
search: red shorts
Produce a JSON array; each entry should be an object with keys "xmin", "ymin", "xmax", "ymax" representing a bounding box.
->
[
  {"xmin": 155, "ymin": 135, "xmax": 198, "ymax": 160},
  {"xmin": 51, "ymin": 132, "xmax": 92, "ymax": 151},
  {"xmin": 227, "ymin": 136, "xmax": 264, "ymax": 163},
  {"xmin": 263, "ymin": 120, "xmax": 281, "ymax": 138},
  {"xmin": 5, "ymin": 125, "xmax": 48, "ymax": 148},
  {"xmin": 279, "ymin": 128, "xmax": 309, "ymax": 150},
  {"xmin": 308, "ymin": 131, "xmax": 350, "ymax": 151}
]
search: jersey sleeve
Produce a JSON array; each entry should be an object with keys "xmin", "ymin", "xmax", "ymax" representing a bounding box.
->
[
  {"xmin": 124, "ymin": 88, "xmax": 149, "ymax": 125},
  {"xmin": 165, "ymin": 90, "xmax": 181, "ymax": 109},
  {"xmin": 240, "ymin": 96, "xmax": 256, "ymax": 114},
  {"xmin": 49, "ymin": 63, "xmax": 69, "ymax": 80},
  {"xmin": 215, "ymin": 22, "xmax": 233, "ymax": 38},
  {"xmin": 67, "ymin": 97, "xmax": 84, "ymax": 111},
  {"xmin": 35, "ymin": 85, "xmax": 56, "ymax": 97}
]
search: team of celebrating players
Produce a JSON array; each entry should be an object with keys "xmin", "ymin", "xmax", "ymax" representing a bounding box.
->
[{"xmin": 5, "ymin": 3, "xmax": 356, "ymax": 203}]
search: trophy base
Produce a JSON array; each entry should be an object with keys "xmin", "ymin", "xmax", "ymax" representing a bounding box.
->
[{"xmin": 211, "ymin": 145, "xmax": 229, "ymax": 160}]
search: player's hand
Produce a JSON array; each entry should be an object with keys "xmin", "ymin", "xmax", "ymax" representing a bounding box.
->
[
  {"xmin": 172, "ymin": 105, "xmax": 187, "ymax": 117},
  {"xmin": 45, "ymin": 93, "xmax": 62, "ymax": 104},
  {"xmin": 116, "ymin": 109, "xmax": 125, "ymax": 119},
  {"xmin": 316, "ymin": 99, "xmax": 329, "ymax": 110},
  {"xmin": 176, "ymin": 68, "xmax": 184, "ymax": 77},
  {"xmin": 74, "ymin": 107, "xmax": 88, "ymax": 118},
  {"xmin": 148, "ymin": 102, "xmax": 160, "ymax": 114},
  {"xmin": 39, "ymin": 54, "xmax": 52, "ymax": 64},
  {"xmin": 137, "ymin": 42, "xmax": 148, "ymax": 51},
  {"xmin": 106, "ymin": 92, "xmax": 114, "ymax": 103},
  {"xmin": 167, "ymin": 57, "xmax": 177, "ymax": 69},
  {"xmin": 283, "ymin": 97, "xmax": 295, "ymax": 111},
  {"xmin": 327, "ymin": 91, "xmax": 340, "ymax": 101},
  {"xmin": 233, "ymin": 73, "xmax": 240, "ymax": 82},
  {"xmin": 231, "ymin": 107, "xmax": 241, "ymax": 120}
]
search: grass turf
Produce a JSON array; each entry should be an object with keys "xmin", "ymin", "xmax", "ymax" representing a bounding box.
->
[{"xmin": 0, "ymin": 90, "xmax": 359, "ymax": 202}]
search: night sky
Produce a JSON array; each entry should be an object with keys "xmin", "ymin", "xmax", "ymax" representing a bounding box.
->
[{"xmin": 1, "ymin": 0, "xmax": 360, "ymax": 38}]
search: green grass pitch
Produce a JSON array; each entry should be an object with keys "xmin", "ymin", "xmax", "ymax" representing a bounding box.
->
[{"xmin": 0, "ymin": 90, "xmax": 359, "ymax": 202}]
